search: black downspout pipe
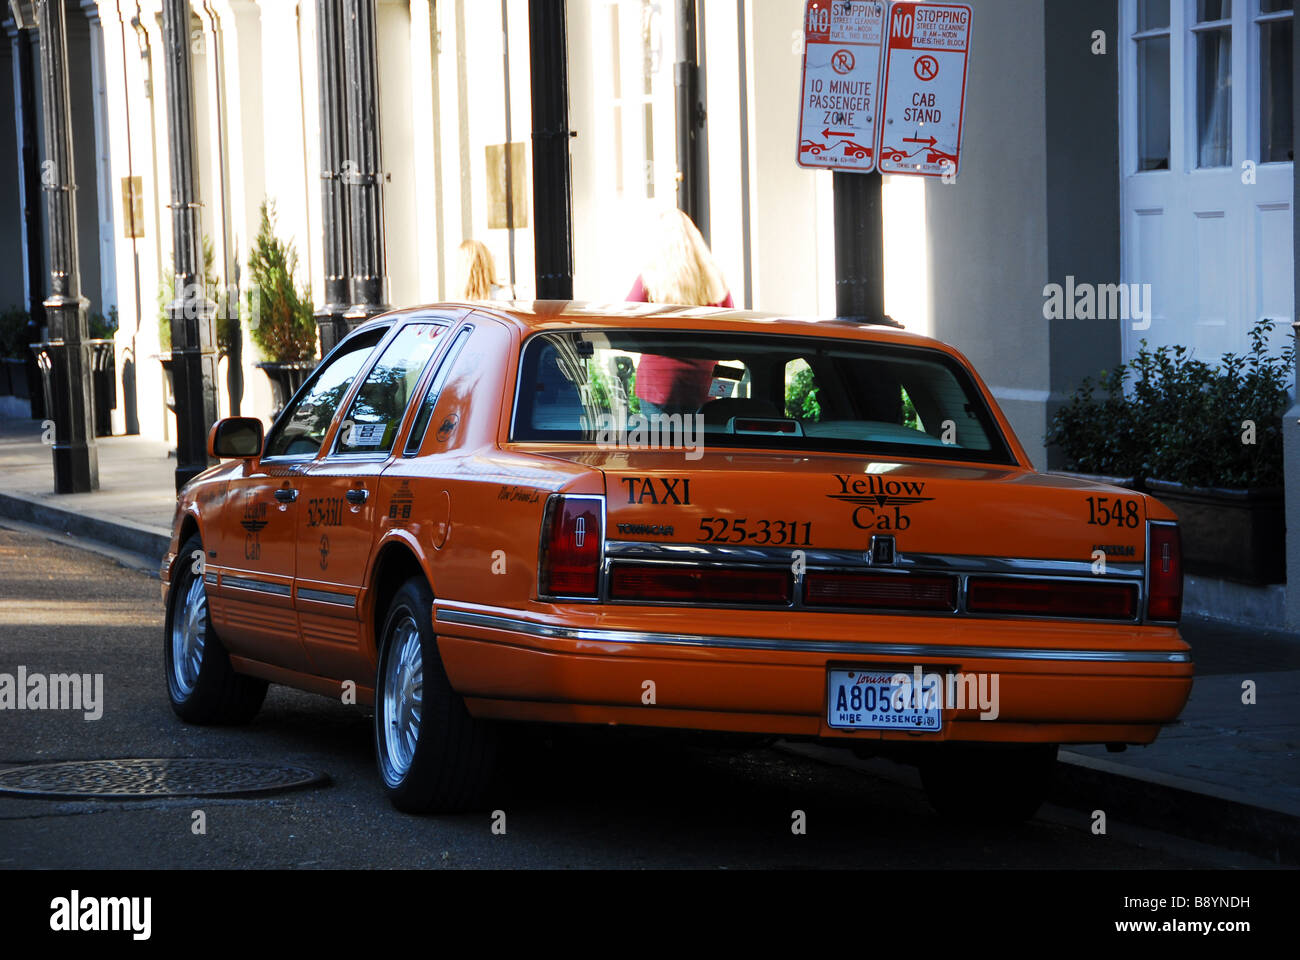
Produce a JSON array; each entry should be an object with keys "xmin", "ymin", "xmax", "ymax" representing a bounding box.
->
[
  {"xmin": 528, "ymin": 0, "xmax": 573, "ymax": 301},
  {"xmin": 35, "ymin": 0, "xmax": 98, "ymax": 492},
  {"xmin": 674, "ymin": 0, "xmax": 707, "ymax": 241},
  {"xmin": 161, "ymin": 0, "xmax": 218, "ymax": 491}
]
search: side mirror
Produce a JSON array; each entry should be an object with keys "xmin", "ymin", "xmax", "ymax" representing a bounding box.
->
[{"xmin": 208, "ymin": 417, "xmax": 264, "ymax": 460}]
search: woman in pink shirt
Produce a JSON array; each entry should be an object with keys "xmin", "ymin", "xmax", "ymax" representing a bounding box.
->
[{"xmin": 626, "ymin": 210, "xmax": 733, "ymax": 418}]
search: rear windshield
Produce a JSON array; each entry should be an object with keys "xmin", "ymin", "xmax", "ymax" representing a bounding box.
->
[{"xmin": 511, "ymin": 330, "xmax": 1016, "ymax": 464}]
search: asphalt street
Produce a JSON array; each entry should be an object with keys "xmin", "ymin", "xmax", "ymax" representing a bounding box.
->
[{"xmin": 0, "ymin": 525, "xmax": 1268, "ymax": 869}]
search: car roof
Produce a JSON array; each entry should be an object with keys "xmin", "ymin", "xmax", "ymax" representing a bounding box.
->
[{"xmin": 360, "ymin": 301, "xmax": 957, "ymax": 354}]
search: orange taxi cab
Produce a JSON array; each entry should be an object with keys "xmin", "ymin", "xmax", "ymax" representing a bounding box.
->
[{"xmin": 160, "ymin": 302, "xmax": 1192, "ymax": 818}]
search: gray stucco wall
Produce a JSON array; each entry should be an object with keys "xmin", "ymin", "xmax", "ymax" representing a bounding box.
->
[
  {"xmin": 926, "ymin": 0, "xmax": 1050, "ymax": 467},
  {"xmin": 1044, "ymin": 0, "xmax": 1122, "ymax": 461}
]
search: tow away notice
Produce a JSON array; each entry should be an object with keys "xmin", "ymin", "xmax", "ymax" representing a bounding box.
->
[
  {"xmin": 797, "ymin": 0, "xmax": 887, "ymax": 173},
  {"xmin": 877, "ymin": 2, "xmax": 972, "ymax": 178}
]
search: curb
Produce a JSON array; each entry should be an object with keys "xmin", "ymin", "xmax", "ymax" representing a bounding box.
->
[
  {"xmin": 1054, "ymin": 750, "xmax": 1300, "ymax": 866},
  {"xmin": 778, "ymin": 741, "xmax": 1300, "ymax": 865},
  {"xmin": 0, "ymin": 490, "xmax": 170, "ymax": 567}
]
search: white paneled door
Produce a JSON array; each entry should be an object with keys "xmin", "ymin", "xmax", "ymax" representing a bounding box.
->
[{"xmin": 1121, "ymin": 0, "xmax": 1294, "ymax": 364}]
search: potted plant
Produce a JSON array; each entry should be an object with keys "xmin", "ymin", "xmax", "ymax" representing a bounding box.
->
[
  {"xmin": 157, "ymin": 238, "xmax": 219, "ymax": 414},
  {"xmin": 246, "ymin": 200, "xmax": 318, "ymax": 414},
  {"xmin": 0, "ymin": 308, "xmax": 29, "ymax": 397},
  {"xmin": 1048, "ymin": 319, "xmax": 1294, "ymax": 584}
]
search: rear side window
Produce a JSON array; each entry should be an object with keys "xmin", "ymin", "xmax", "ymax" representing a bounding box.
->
[
  {"xmin": 404, "ymin": 325, "xmax": 474, "ymax": 455},
  {"xmin": 334, "ymin": 323, "xmax": 448, "ymax": 456},
  {"xmin": 511, "ymin": 330, "xmax": 1015, "ymax": 465}
]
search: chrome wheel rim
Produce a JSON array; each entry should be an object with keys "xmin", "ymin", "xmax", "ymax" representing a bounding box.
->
[
  {"xmin": 171, "ymin": 574, "xmax": 207, "ymax": 698},
  {"xmin": 381, "ymin": 616, "xmax": 423, "ymax": 781}
]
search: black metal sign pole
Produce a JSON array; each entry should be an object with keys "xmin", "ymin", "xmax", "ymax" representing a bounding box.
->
[
  {"xmin": 832, "ymin": 169, "xmax": 886, "ymax": 325},
  {"xmin": 315, "ymin": 0, "xmax": 351, "ymax": 352},
  {"xmin": 161, "ymin": 0, "xmax": 218, "ymax": 491},
  {"xmin": 34, "ymin": 0, "xmax": 97, "ymax": 493},
  {"xmin": 529, "ymin": 0, "xmax": 574, "ymax": 301},
  {"xmin": 342, "ymin": 0, "xmax": 389, "ymax": 323}
]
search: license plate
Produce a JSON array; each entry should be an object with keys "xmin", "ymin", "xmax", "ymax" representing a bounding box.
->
[{"xmin": 826, "ymin": 668, "xmax": 943, "ymax": 731}]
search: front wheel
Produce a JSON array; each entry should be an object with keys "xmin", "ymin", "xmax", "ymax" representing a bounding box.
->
[
  {"xmin": 165, "ymin": 534, "xmax": 267, "ymax": 724},
  {"xmin": 373, "ymin": 577, "xmax": 499, "ymax": 813},
  {"xmin": 919, "ymin": 743, "xmax": 1058, "ymax": 824}
]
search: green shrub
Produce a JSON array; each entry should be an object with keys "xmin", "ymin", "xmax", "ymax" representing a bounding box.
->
[{"xmin": 1047, "ymin": 318, "xmax": 1295, "ymax": 488}]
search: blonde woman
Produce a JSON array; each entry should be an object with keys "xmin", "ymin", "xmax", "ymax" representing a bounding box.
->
[
  {"xmin": 626, "ymin": 209, "xmax": 733, "ymax": 417},
  {"xmin": 456, "ymin": 239, "xmax": 510, "ymax": 300}
]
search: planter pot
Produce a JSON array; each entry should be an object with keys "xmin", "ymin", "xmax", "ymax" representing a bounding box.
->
[
  {"xmin": 4, "ymin": 356, "xmax": 29, "ymax": 399},
  {"xmin": 1048, "ymin": 470, "xmax": 1143, "ymax": 492},
  {"xmin": 256, "ymin": 361, "xmax": 316, "ymax": 417},
  {"xmin": 1145, "ymin": 478, "xmax": 1285, "ymax": 585},
  {"xmin": 87, "ymin": 339, "xmax": 115, "ymax": 437},
  {"xmin": 158, "ymin": 355, "xmax": 175, "ymax": 414}
]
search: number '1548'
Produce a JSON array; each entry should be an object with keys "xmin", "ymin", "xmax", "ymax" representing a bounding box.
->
[{"xmin": 1086, "ymin": 497, "xmax": 1140, "ymax": 529}]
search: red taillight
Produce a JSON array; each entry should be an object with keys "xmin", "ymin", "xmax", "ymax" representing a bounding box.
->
[
  {"xmin": 967, "ymin": 578, "xmax": 1138, "ymax": 620},
  {"xmin": 539, "ymin": 496, "xmax": 603, "ymax": 598},
  {"xmin": 804, "ymin": 572, "xmax": 957, "ymax": 611},
  {"xmin": 610, "ymin": 564, "xmax": 792, "ymax": 605},
  {"xmin": 1147, "ymin": 523, "xmax": 1183, "ymax": 622}
]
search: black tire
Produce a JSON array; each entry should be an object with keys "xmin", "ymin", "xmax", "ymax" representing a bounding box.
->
[
  {"xmin": 165, "ymin": 534, "xmax": 268, "ymax": 724},
  {"xmin": 919, "ymin": 743, "xmax": 1058, "ymax": 824},
  {"xmin": 373, "ymin": 577, "xmax": 499, "ymax": 813}
]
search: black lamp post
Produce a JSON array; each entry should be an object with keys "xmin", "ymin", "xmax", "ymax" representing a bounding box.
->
[
  {"xmin": 34, "ymin": 0, "xmax": 97, "ymax": 493},
  {"xmin": 529, "ymin": 0, "xmax": 574, "ymax": 301},
  {"xmin": 342, "ymin": 0, "xmax": 388, "ymax": 322},
  {"xmin": 315, "ymin": 0, "xmax": 351, "ymax": 353},
  {"xmin": 161, "ymin": 0, "xmax": 218, "ymax": 491}
]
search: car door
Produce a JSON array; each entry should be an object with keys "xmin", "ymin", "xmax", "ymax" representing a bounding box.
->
[
  {"xmin": 294, "ymin": 320, "xmax": 453, "ymax": 681},
  {"xmin": 211, "ymin": 326, "xmax": 389, "ymax": 673}
]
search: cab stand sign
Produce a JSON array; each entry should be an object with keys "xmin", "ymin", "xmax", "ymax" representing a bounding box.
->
[{"xmin": 797, "ymin": 0, "xmax": 972, "ymax": 180}]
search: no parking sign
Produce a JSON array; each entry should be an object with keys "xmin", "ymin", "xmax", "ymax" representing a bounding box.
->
[
  {"xmin": 796, "ymin": 1, "xmax": 972, "ymax": 180},
  {"xmin": 796, "ymin": 1, "xmax": 888, "ymax": 173},
  {"xmin": 876, "ymin": 2, "xmax": 972, "ymax": 178}
]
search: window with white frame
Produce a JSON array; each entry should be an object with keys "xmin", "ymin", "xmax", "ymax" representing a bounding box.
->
[
  {"xmin": 1126, "ymin": 0, "xmax": 1294, "ymax": 173},
  {"xmin": 1259, "ymin": 0, "xmax": 1295, "ymax": 162},
  {"xmin": 594, "ymin": 0, "xmax": 675, "ymax": 202}
]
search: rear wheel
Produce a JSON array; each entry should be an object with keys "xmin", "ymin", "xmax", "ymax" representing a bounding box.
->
[
  {"xmin": 165, "ymin": 534, "xmax": 267, "ymax": 724},
  {"xmin": 919, "ymin": 743, "xmax": 1058, "ymax": 824},
  {"xmin": 374, "ymin": 577, "xmax": 499, "ymax": 813}
]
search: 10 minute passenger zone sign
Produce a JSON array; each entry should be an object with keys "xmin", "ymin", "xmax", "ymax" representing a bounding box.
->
[
  {"xmin": 797, "ymin": 1, "xmax": 887, "ymax": 173},
  {"xmin": 798, "ymin": 1, "xmax": 972, "ymax": 179}
]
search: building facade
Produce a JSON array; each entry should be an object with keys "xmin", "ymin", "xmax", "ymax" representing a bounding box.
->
[{"xmin": 2, "ymin": 0, "xmax": 1297, "ymax": 621}]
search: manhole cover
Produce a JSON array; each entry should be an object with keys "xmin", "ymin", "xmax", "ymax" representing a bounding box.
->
[{"xmin": 0, "ymin": 758, "xmax": 328, "ymax": 799}]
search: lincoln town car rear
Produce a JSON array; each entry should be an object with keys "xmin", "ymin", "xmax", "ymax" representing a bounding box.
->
[{"xmin": 160, "ymin": 302, "xmax": 1192, "ymax": 819}]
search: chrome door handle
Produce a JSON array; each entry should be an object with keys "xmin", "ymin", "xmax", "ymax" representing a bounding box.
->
[
  {"xmin": 346, "ymin": 488, "xmax": 369, "ymax": 505},
  {"xmin": 274, "ymin": 488, "xmax": 299, "ymax": 503}
]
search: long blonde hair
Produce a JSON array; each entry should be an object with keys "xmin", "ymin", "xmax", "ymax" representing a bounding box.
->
[
  {"xmin": 640, "ymin": 209, "xmax": 728, "ymax": 307},
  {"xmin": 457, "ymin": 239, "xmax": 498, "ymax": 300}
]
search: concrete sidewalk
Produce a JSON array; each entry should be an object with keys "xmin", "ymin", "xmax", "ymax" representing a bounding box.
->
[
  {"xmin": 0, "ymin": 413, "xmax": 1297, "ymax": 861},
  {"xmin": 0, "ymin": 418, "xmax": 175, "ymax": 559}
]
